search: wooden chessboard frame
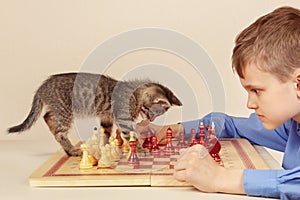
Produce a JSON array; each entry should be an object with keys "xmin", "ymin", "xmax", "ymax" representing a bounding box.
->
[{"xmin": 29, "ymin": 138, "xmax": 269, "ymax": 187}]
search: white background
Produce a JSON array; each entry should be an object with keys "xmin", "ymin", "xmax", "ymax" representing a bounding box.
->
[{"xmin": 0, "ymin": 1, "xmax": 297, "ymax": 199}]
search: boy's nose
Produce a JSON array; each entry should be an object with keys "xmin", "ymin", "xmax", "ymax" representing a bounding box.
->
[{"xmin": 247, "ymin": 96, "xmax": 258, "ymax": 109}]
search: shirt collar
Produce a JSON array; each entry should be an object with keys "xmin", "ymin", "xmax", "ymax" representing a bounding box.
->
[{"xmin": 296, "ymin": 122, "xmax": 300, "ymax": 136}]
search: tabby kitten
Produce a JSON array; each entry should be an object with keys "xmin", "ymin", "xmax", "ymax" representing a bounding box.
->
[{"xmin": 8, "ymin": 72, "xmax": 182, "ymax": 156}]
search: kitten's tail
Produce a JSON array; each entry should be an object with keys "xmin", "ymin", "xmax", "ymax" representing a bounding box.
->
[{"xmin": 8, "ymin": 94, "xmax": 43, "ymax": 133}]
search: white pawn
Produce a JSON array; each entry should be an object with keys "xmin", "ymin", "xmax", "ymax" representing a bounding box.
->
[
  {"xmin": 99, "ymin": 126, "xmax": 106, "ymax": 147},
  {"xmin": 105, "ymin": 144, "xmax": 115, "ymax": 163},
  {"xmin": 98, "ymin": 146, "xmax": 111, "ymax": 168},
  {"xmin": 79, "ymin": 144, "xmax": 93, "ymax": 169},
  {"xmin": 110, "ymin": 140, "xmax": 121, "ymax": 161},
  {"xmin": 96, "ymin": 127, "xmax": 106, "ymax": 160},
  {"xmin": 85, "ymin": 127, "xmax": 99, "ymax": 157},
  {"xmin": 114, "ymin": 138, "xmax": 123, "ymax": 155}
]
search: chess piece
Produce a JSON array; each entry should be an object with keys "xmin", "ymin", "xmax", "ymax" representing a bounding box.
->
[
  {"xmin": 98, "ymin": 146, "xmax": 112, "ymax": 168},
  {"xmin": 142, "ymin": 131, "xmax": 152, "ymax": 150},
  {"xmin": 206, "ymin": 122, "xmax": 216, "ymax": 139},
  {"xmin": 79, "ymin": 144, "xmax": 93, "ymax": 169},
  {"xmin": 126, "ymin": 131, "xmax": 136, "ymax": 159},
  {"xmin": 85, "ymin": 127, "xmax": 99, "ymax": 145},
  {"xmin": 109, "ymin": 136, "xmax": 115, "ymax": 144},
  {"xmin": 150, "ymin": 136, "xmax": 160, "ymax": 153},
  {"xmin": 127, "ymin": 140, "xmax": 140, "ymax": 165},
  {"xmin": 204, "ymin": 122, "xmax": 222, "ymax": 163},
  {"xmin": 129, "ymin": 131, "xmax": 136, "ymax": 142},
  {"xmin": 199, "ymin": 122, "xmax": 205, "ymax": 145},
  {"xmin": 114, "ymin": 138, "xmax": 123, "ymax": 155},
  {"xmin": 110, "ymin": 140, "xmax": 121, "ymax": 161},
  {"xmin": 121, "ymin": 138, "xmax": 130, "ymax": 153},
  {"xmin": 88, "ymin": 153, "xmax": 98, "ymax": 166},
  {"xmin": 115, "ymin": 129, "xmax": 124, "ymax": 147},
  {"xmin": 105, "ymin": 144, "xmax": 115, "ymax": 162},
  {"xmin": 176, "ymin": 132, "xmax": 187, "ymax": 149},
  {"xmin": 206, "ymin": 137, "xmax": 222, "ymax": 163},
  {"xmin": 163, "ymin": 128, "xmax": 175, "ymax": 154},
  {"xmin": 189, "ymin": 128, "xmax": 196, "ymax": 146},
  {"xmin": 99, "ymin": 126, "xmax": 106, "ymax": 147},
  {"xmin": 85, "ymin": 127, "xmax": 100, "ymax": 158}
]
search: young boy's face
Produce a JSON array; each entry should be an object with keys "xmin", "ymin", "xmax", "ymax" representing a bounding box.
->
[{"xmin": 240, "ymin": 63, "xmax": 300, "ymax": 130}]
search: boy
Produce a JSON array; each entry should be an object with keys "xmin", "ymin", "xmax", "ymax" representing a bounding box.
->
[{"xmin": 136, "ymin": 6, "xmax": 300, "ymax": 199}]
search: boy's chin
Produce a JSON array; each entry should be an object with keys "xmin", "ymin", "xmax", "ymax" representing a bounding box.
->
[{"xmin": 261, "ymin": 122, "xmax": 280, "ymax": 130}]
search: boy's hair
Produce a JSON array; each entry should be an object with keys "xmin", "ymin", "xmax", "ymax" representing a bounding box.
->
[{"xmin": 232, "ymin": 6, "xmax": 300, "ymax": 82}]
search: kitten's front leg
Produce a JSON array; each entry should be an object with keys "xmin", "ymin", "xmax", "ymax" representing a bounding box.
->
[
  {"xmin": 111, "ymin": 110, "xmax": 133, "ymax": 141},
  {"xmin": 100, "ymin": 120, "xmax": 113, "ymax": 139},
  {"xmin": 116, "ymin": 123, "xmax": 132, "ymax": 141}
]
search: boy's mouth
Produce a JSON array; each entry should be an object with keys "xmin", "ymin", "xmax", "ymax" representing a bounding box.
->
[{"xmin": 257, "ymin": 114, "xmax": 264, "ymax": 120}]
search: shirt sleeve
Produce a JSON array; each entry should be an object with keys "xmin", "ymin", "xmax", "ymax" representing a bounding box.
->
[
  {"xmin": 244, "ymin": 167, "xmax": 300, "ymax": 199},
  {"xmin": 181, "ymin": 112, "xmax": 289, "ymax": 152}
]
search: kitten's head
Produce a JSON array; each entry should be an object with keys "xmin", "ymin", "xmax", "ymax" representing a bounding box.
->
[{"xmin": 132, "ymin": 83, "xmax": 182, "ymax": 122}]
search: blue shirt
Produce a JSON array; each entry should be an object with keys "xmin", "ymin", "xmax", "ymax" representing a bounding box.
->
[{"xmin": 181, "ymin": 112, "xmax": 300, "ymax": 199}]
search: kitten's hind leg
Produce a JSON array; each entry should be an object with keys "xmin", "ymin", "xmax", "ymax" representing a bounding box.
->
[
  {"xmin": 54, "ymin": 132, "xmax": 82, "ymax": 156},
  {"xmin": 43, "ymin": 111, "xmax": 82, "ymax": 156}
]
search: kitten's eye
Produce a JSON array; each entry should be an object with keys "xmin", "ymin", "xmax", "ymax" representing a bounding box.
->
[{"xmin": 142, "ymin": 106, "xmax": 150, "ymax": 112}]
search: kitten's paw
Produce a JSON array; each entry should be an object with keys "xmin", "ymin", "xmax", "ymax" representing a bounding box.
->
[{"xmin": 66, "ymin": 148, "xmax": 83, "ymax": 156}]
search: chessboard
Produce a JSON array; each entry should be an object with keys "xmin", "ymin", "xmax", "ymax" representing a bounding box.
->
[{"xmin": 29, "ymin": 138, "xmax": 269, "ymax": 187}]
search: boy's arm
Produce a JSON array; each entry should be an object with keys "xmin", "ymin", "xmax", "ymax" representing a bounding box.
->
[
  {"xmin": 244, "ymin": 167, "xmax": 300, "ymax": 198},
  {"xmin": 136, "ymin": 112, "xmax": 288, "ymax": 149},
  {"xmin": 181, "ymin": 112, "xmax": 288, "ymax": 151}
]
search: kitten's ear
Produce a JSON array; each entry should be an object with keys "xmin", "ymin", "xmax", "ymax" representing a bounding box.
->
[
  {"xmin": 161, "ymin": 86, "xmax": 182, "ymax": 106},
  {"xmin": 153, "ymin": 97, "xmax": 171, "ymax": 105}
]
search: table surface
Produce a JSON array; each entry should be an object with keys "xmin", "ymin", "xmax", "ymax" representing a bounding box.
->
[{"xmin": 0, "ymin": 139, "xmax": 283, "ymax": 200}]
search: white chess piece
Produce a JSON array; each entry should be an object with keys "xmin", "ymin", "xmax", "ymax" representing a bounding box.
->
[
  {"xmin": 79, "ymin": 144, "xmax": 93, "ymax": 169},
  {"xmin": 98, "ymin": 146, "xmax": 112, "ymax": 168},
  {"xmin": 110, "ymin": 140, "xmax": 121, "ymax": 161}
]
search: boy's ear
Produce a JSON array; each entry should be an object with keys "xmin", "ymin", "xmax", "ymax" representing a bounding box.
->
[{"xmin": 294, "ymin": 71, "xmax": 300, "ymax": 97}]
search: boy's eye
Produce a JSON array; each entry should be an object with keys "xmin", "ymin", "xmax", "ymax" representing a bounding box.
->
[{"xmin": 251, "ymin": 89, "xmax": 260, "ymax": 94}]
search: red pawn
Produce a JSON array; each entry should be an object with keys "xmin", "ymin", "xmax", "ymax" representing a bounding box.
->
[
  {"xmin": 176, "ymin": 132, "xmax": 187, "ymax": 149},
  {"xmin": 199, "ymin": 122, "xmax": 205, "ymax": 145},
  {"xmin": 189, "ymin": 128, "xmax": 196, "ymax": 146},
  {"xmin": 163, "ymin": 128, "xmax": 175, "ymax": 154},
  {"xmin": 150, "ymin": 136, "xmax": 160, "ymax": 153},
  {"xmin": 142, "ymin": 131, "xmax": 152, "ymax": 150},
  {"xmin": 127, "ymin": 141, "xmax": 140, "ymax": 165}
]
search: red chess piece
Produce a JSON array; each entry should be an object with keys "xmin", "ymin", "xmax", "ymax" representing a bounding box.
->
[
  {"xmin": 205, "ymin": 137, "xmax": 222, "ymax": 163},
  {"xmin": 205, "ymin": 123, "xmax": 216, "ymax": 141},
  {"xmin": 150, "ymin": 136, "xmax": 160, "ymax": 153},
  {"xmin": 189, "ymin": 128, "xmax": 196, "ymax": 146},
  {"xmin": 163, "ymin": 128, "xmax": 175, "ymax": 154},
  {"xmin": 205, "ymin": 122, "xmax": 221, "ymax": 163},
  {"xmin": 142, "ymin": 131, "xmax": 152, "ymax": 150},
  {"xmin": 127, "ymin": 141, "xmax": 140, "ymax": 165},
  {"xmin": 199, "ymin": 122, "xmax": 205, "ymax": 145},
  {"xmin": 176, "ymin": 132, "xmax": 187, "ymax": 149}
]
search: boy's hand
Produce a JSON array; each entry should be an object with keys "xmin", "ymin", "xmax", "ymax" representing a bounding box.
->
[
  {"xmin": 174, "ymin": 144, "xmax": 223, "ymax": 192},
  {"xmin": 135, "ymin": 120, "xmax": 183, "ymax": 143},
  {"xmin": 174, "ymin": 144, "xmax": 245, "ymax": 194}
]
